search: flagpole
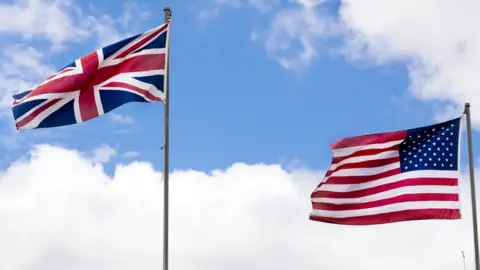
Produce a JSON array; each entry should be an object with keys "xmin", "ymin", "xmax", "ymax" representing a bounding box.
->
[
  {"xmin": 465, "ymin": 102, "xmax": 479, "ymax": 270},
  {"xmin": 163, "ymin": 6, "xmax": 172, "ymax": 270}
]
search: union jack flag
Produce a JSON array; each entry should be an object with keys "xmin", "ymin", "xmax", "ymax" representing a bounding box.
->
[{"xmin": 12, "ymin": 23, "xmax": 169, "ymax": 129}]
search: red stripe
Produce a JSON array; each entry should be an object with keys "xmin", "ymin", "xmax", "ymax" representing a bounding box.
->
[
  {"xmin": 325, "ymin": 156, "xmax": 400, "ymax": 177},
  {"xmin": 16, "ymin": 99, "xmax": 60, "ymax": 129},
  {"xmin": 115, "ymin": 24, "xmax": 168, "ymax": 59},
  {"xmin": 331, "ymin": 145, "xmax": 399, "ymax": 164},
  {"xmin": 102, "ymin": 82, "xmax": 162, "ymax": 101},
  {"xmin": 322, "ymin": 168, "xmax": 401, "ymax": 185},
  {"xmin": 311, "ymin": 178, "xmax": 458, "ymax": 199},
  {"xmin": 331, "ymin": 130, "xmax": 407, "ymax": 149},
  {"xmin": 312, "ymin": 193, "xmax": 459, "ymax": 211},
  {"xmin": 309, "ymin": 209, "xmax": 461, "ymax": 225}
]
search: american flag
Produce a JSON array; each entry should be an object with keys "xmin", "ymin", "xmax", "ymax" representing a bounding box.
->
[
  {"xmin": 12, "ymin": 23, "xmax": 169, "ymax": 130},
  {"xmin": 310, "ymin": 117, "xmax": 462, "ymax": 225}
]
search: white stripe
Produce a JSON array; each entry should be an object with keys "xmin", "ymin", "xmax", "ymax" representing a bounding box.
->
[
  {"xmin": 326, "ymin": 162, "xmax": 399, "ymax": 179},
  {"xmin": 329, "ymin": 150, "xmax": 399, "ymax": 171},
  {"xmin": 74, "ymin": 96, "xmax": 82, "ymax": 123},
  {"xmin": 316, "ymin": 170, "xmax": 459, "ymax": 192},
  {"xmin": 102, "ymin": 48, "xmax": 167, "ymax": 67},
  {"xmin": 310, "ymin": 201, "xmax": 460, "ymax": 218},
  {"xmin": 311, "ymin": 185, "xmax": 459, "ymax": 204},
  {"xmin": 17, "ymin": 96, "xmax": 76, "ymax": 129},
  {"xmin": 332, "ymin": 140, "xmax": 403, "ymax": 158}
]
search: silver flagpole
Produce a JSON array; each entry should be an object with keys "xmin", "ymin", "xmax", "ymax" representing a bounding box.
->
[
  {"xmin": 465, "ymin": 102, "xmax": 479, "ymax": 270},
  {"xmin": 163, "ymin": 6, "xmax": 171, "ymax": 270}
]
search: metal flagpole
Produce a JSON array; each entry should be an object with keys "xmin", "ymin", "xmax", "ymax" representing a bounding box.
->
[
  {"xmin": 163, "ymin": 6, "xmax": 172, "ymax": 270},
  {"xmin": 465, "ymin": 102, "xmax": 479, "ymax": 270},
  {"xmin": 463, "ymin": 251, "xmax": 466, "ymax": 270}
]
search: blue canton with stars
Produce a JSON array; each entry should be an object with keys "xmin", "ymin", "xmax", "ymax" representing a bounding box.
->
[{"xmin": 399, "ymin": 118, "xmax": 461, "ymax": 172}]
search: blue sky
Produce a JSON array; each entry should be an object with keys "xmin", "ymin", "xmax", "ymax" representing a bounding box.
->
[{"xmin": 1, "ymin": 0, "xmax": 477, "ymax": 173}]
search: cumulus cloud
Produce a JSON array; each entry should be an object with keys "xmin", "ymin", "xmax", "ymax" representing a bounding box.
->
[
  {"xmin": 0, "ymin": 144, "xmax": 476, "ymax": 270},
  {"xmin": 336, "ymin": 0, "xmax": 480, "ymax": 127},
  {"xmin": 251, "ymin": 0, "xmax": 480, "ymax": 127},
  {"xmin": 83, "ymin": 144, "xmax": 117, "ymax": 164}
]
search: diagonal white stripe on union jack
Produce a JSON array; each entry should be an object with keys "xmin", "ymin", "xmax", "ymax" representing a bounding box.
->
[{"xmin": 12, "ymin": 22, "xmax": 169, "ymax": 130}]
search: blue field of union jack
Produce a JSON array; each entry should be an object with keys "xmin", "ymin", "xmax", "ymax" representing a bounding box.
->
[{"xmin": 12, "ymin": 22, "xmax": 169, "ymax": 130}]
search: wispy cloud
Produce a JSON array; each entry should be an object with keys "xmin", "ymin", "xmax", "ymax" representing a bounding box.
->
[
  {"xmin": 109, "ymin": 113, "xmax": 135, "ymax": 125},
  {"xmin": 123, "ymin": 151, "xmax": 140, "ymax": 158}
]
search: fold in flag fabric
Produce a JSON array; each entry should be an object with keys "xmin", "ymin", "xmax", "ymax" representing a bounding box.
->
[
  {"xmin": 310, "ymin": 117, "xmax": 462, "ymax": 225},
  {"xmin": 12, "ymin": 23, "xmax": 169, "ymax": 130}
]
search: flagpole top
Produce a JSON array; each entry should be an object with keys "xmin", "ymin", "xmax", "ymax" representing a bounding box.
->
[
  {"xmin": 466, "ymin": 102, "xmax": 471, "ymax": 108},
  {"xmin": 164, "ymin": 6, "xmax": 172, "ymax": 22}
]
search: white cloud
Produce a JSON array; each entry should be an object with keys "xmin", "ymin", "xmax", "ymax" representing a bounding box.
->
[
  {"xmin": 109, "ymin": 113, "xmax": 135, "ymax": 124},
  {"xmin": 84, "ymin": 144, "xmax": 117, "ymax": 164},
  {"xmin": 254, "ymin": 0, "xmax": 480, "ymax": 127},
  {"xmin": 123, "ymin": 151, "xmax": 140, "ymax": 158},
  {"xmin": 0, "ymin": 44, "xmax": 56, "ymax": 111},
  {"xmin": 335, "ymin": 0, "xmax": 480, "ymax": 127},
  {"xmin": 259, "ymin": 0, "xmax": 338, "ymax": 69},
  {"xmin": 0, "ymin": 144, "xmax": 477, "ymax": 270},
  {"xmin": 0, "ymin": 0, "xmax": 90, "ymax": 50}
]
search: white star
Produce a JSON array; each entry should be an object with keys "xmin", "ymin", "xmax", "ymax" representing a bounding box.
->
[
  {"xmin": 433, "ymin": 143, "xmax": 436, "ymax": 146},
  {"xmin": 405, "ymin": 166, "xmax": 408, "ymax": 169},
  {"xmin": 424, "ymin": 153, "xmax": 427, "ymax": 156},
  {"xmin": 419, "ymin": 149, "xmax": 422, "ymax": 152},
  {"xmin": 434, "ymin": 163, "xmax": 437, "ymax": 166},
  {"xmin": 450, "ymin": 164, "xmax": 453, "ymax": 167},
  {"xmin": 433, "ymin": 128, "xmax": 436, "ymax": 131},
  {"xmin": 446, "ymin": 137, "xmax": 449, "ymax": 140},
  {"xmin": 450, "ymin": 132, "xmax": 454, "ymax": 135},
  {"xmin": 424, "ymin": 163, "xmax": 428, "ymax": 166},
  {"xmin": 450, "ymin": 153, "xmax": 453, "ymax": 156},
  {"xmin": 428, "ymin": 148, "xmax": 432, "ymax": 151},
  {"xmin": 429, "ymin": 158, "xmax": 432, "ymax": 161},
  {"xmin": 414, "ymin": 155, "xmax": 417, "ymax": 158},
  {"xmin": 420, "ymin": 158, "xmax": 423, "ymax": 162},
  {"xmin": 441, "ymin": 163, "xmax": 444, "ymax": 167},
  {"xmin": 450, "ymin": 142, "xmax": 453, "ymax": 146},
  {"xmin": 409, "ymin": 160, "xmax": 412, "ymax": 164},
  {"xmin": 415, "ymin": 164, "xmax": 418, "ymax": 167}
]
